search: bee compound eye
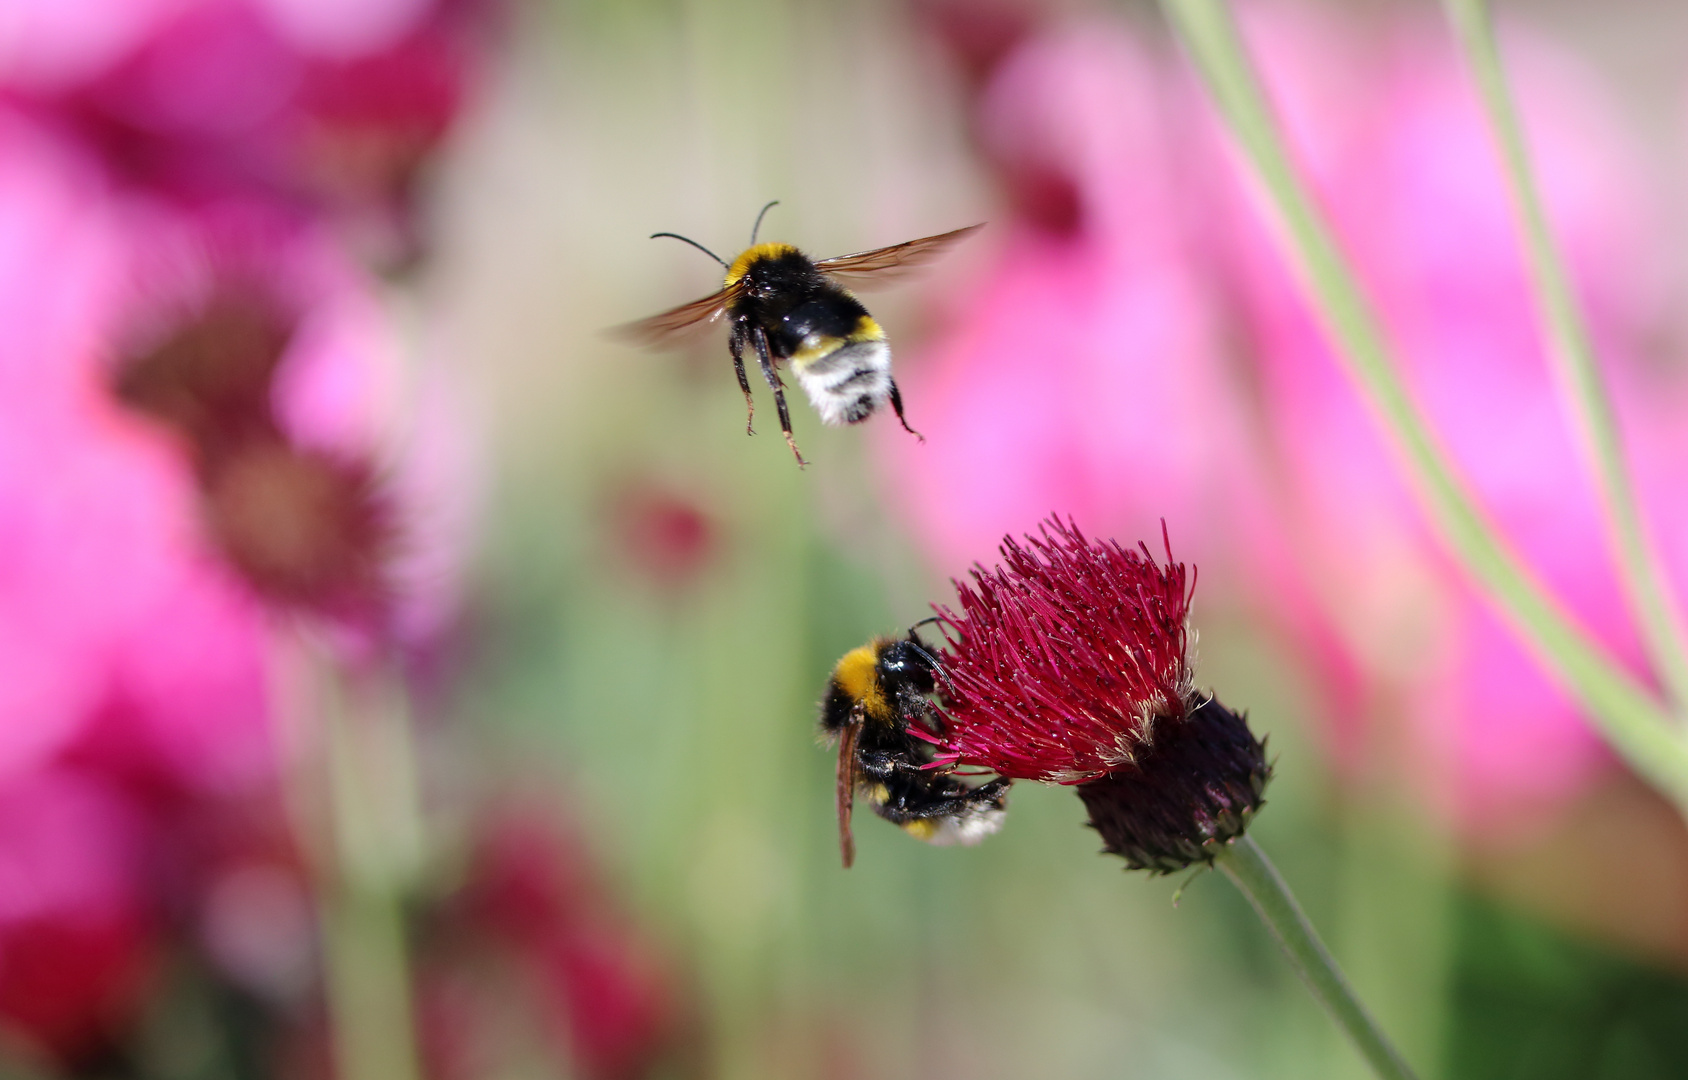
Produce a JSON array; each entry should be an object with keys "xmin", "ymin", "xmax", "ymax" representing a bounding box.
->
[{"xmin": 881, "ymin": 642, "xmax": 937, "ymax": 690}]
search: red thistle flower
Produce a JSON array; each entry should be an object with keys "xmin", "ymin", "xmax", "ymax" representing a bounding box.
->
[
  {"xmin": 926, "ymin": 516, "xmax": 1196, "ymax": 783},
  {"xmin": 925, "ymin": 516, "xmax": 1269, "ymax": 873}
]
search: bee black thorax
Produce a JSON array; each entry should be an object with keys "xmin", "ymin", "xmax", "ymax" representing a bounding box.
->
[
  {"xmin": 727, "ymin": 248, "xmax": 870, "ymax": 359},
  {"xmin": 819, "ymin": 637, "xmax": 937, "ymax": 736}
]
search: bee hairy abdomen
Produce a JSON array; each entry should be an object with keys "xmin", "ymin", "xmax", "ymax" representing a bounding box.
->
[
  {"xmin": 786, "ymin": 309, "xmax": 892, "ymax": 427},
  {"xmin": 866, "ymin": 773, "xmax": 1010, "ymax": 847}
]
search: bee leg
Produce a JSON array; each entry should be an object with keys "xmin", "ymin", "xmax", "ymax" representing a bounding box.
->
[
  {"xmin": 855, "ymin": 747, "xmax": 906, "ymax": 780},
  {"xmin": 728, "ymin": 323, "xmax": 756, "ymax": 435},
  {"xmin": 751, "ymin": 325, "xmax": 808, "ymax": 467},
  {"xmin": 887, "ymin": 378, "xmax": 924, "ymax": 442},
  {"xmin": 870, "ymin": 771, "xmax": 1009, "ymax": 826}
]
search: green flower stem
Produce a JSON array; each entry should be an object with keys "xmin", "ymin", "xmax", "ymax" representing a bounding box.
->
[
  {"xmin": 1214, "ymin": 836, "xmax": 1420, "ymax": 1080},
  {"xmin": 1440, "ymin": 0, "xmax": 1688, "ymax": 721},
  {"xmin": 317, "ymin": 655, "xmax": 426, "ymax": 1080},
  {"xmin": 1154, "ymin": 0, "xmax": 1688, "ymax": 813}
]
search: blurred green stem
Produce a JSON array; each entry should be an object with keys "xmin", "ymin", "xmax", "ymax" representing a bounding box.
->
[
  {"xmin": 1154, "ymin": 0, "xmax": 1688, "ymax": 814},
  {"xmin": 1215, "ymin": 837, "xmax": 1420, "ymax": 1080},
  {"xmin": 1440, "ymin": 0, "xmax": 1688, "ymax": 720},
  {"xmin": 316, "ymin": 654, "xmax": 426, "ymax": 1080}
]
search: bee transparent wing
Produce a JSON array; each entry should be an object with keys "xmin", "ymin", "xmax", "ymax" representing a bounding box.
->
[
  {"xmin": 835, "ymin": 715, "xmax": 863, "ymax": 869},
  {"xmin": 608, "ymin": 283, "xmax": 741, "ymax": 347},
  {"xmin": 813, "ymin": 223, "xmax": 984, "ymax": 291}
]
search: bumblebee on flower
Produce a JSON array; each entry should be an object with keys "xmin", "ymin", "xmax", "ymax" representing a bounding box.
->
[{"xmin": 826, "ymin": 515, "xmax": 1270, "ymax": 874}]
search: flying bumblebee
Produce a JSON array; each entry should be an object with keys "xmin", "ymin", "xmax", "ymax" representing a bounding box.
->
[
  {"xmin": 616, "ymin": 202, "xmax": 982, "ymax": 466},
  {"xmin": 819, "ymin": 628, "xmax": 1010, "ymax": 868}
]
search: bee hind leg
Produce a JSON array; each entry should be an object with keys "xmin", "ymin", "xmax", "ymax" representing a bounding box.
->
[
  {"xmin": 750, "ymin": 325, "xmax": 809, "ymax": 467},
  {"xmin": 871, "ymin": 771, "xmax": 1010, "ymax": 827},
  {"xmin": 729, "ymin": 323, "xmax": 756, "ymax": 435},
  {"xmin": 887, "ymin": 379, "xmax": 923, "ymax": 442}
]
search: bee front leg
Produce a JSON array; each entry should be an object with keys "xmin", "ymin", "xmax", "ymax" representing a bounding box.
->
[
  {"xmin": 855, "ymin": 747, "xmax": 925, "ymax": 780},
  {"xmin": 728, "ymin": 322, "xmax": 756, "ymax": 436},
  {"xmin": 750, "ymin": 325, "xmax": 809, "ymax": 468}
]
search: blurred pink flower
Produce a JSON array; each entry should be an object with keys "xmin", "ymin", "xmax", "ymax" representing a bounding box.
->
[
  {"xmin": 0, "ymin": 0, "xmax": 482, "ymax": 1068},
  {"xmin": 880, "ymin": 20, "xmax": 1253, "ymax": 582},
  {"xmin": 892, "ymin": 2, "xmax": 1688, "ymax": 839},
  {"xmin": 0, "ymin": 109, "xmax": 276, "ymax": 793},
  {"xmin": 4, "ymin": 0, "xmax": 485, "ymax": 266},
  {"xmin": 0, "ymin": 89, "xmax": 472, "ymax": 1070},
  {"xmin": 109, "ymin": 197, "xmax": 473, "ymax": 643},
  {"xmin": 1214, "ymin": 2, "xmax": 1679, "ymax": 836}
]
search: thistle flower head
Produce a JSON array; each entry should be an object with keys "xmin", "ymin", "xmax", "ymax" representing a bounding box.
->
[
  {"xmin": 928, "ymin": 516, "xmax": 1195, "ymax": 783},
  {"xmin": 926, "ymin": 516, "xmax": 1270, "ymax": 872}
]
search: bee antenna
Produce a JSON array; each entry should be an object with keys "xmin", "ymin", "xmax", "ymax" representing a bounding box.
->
[
  {"xmin": 650, "ymin": 232, "xmax": 729, "ymax": 269},
  {"xmin": 749, "ymin": 200, "xmax": 780, "ymax": 245},
  {"xmin": 903, "ymin": 638, "xmax": 956, "ymax": 695}
]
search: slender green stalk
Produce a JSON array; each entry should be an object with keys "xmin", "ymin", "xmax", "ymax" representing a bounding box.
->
[
  {"xmin": 1154, "ymin": 0, "xmax": 1688, "ymax": 813},
  {"xmin": 1214, "ymin": 837, "xmax": 1419, "ymax": 1080},
  {"xmin": 319, "ymin": 883, "xmax": 422, "ymax": 1080},
  {"xmin": 318, "ymin": 656, "xmax": 426, "ymax": 1080},
  {"xmin": 1440, "ymin": 0, "xmax": 1688, "ymax": 720}
]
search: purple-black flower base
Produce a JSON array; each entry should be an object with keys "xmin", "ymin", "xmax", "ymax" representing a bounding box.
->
[{"xmin": 1076, "ymin": 696, "xmax": 1270, "ymax": 874}]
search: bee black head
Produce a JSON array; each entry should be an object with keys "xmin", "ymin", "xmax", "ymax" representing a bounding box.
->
[{"xmin": 878, "ymin": 637, "xmax": 939, "ymax": 696}]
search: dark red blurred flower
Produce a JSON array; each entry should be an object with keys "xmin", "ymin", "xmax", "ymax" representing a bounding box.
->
[
  {"xmin": 458, "ymin": 805, "xmax": 594, "ymax": 946},
  {"xmin": 449, "ymin": 803, "xmax": 695, "ymax": 1080},
  {"xmin": 201, "ymin": 439, "xmax": 395, "ymax": 621},
  {"xmin": 927, "ymin": 516, "xmax": 1195, "ymax": 783},
  {"xmin": 115, "ymin": 285, "xmax": 297, "ymax": 462},
  {"xmin": 0, "ymin": 771, "xmax": 155, "ymax": 1065},
  {"xmin": 610, "ymin": 484, "xmax": 717, "ymax": 589},
  {"xmin": 290, "ymin": 22, "xmax": 471, "ymax": 204},
  {"xmin": 536, "ymin": 929, "xmax": 679, "ymax": 1080},
  {"xmin": 0, "ymin": 913, "xmax": 150, "ymax": 1062}
]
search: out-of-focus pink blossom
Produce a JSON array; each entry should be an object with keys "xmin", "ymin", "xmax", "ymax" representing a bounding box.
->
[
  {"xmin": 109, "ymin": 198, "xmax": 472, "ymax": 644},
  {"xmin": 0, "ymin": 110, "xmax": 276, "ymax": 793},
  {"xmin": 893, "ymin": 2, "xmax": 1688, "ymax": 839},
  {"xmin": 4, "ymin": 0, "xmax": 485, "ymax": 267},
  {"xmin": 0, "ymin": 0, "xmax": 188, "ymax": 93},
  {"xmin": 882, "ymin": 21, "xmax": 1251, "ymax": 583},
  {"xmin": 0, "ymin": 0, "xmax": 481, "ymax": 1068},
  {"xmin": 1213, "ymin": 2, "xmax": 1680, "ymax": 836}
]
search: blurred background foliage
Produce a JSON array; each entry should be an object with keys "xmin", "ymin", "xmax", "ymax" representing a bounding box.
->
[{"xmin": 6, "ymin": 0, "xmax": 1688, "ymax": 1077}]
